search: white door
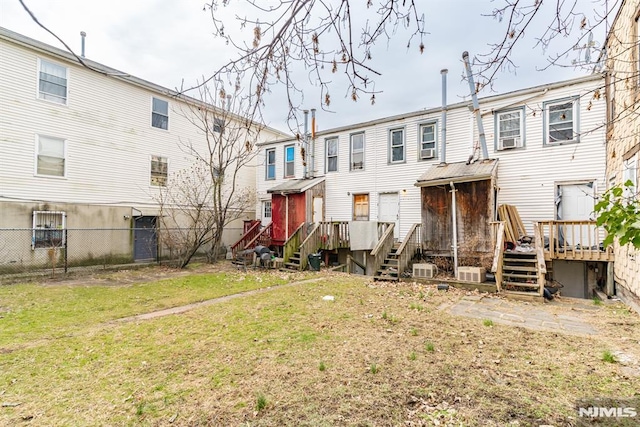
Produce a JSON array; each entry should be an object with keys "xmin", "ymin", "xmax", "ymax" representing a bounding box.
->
[
  {"xmin": 312, "ymin": 197, "xmax": 323, "ymax": 223},
  {"xmin": 558, "ymin": 183, "xmax": 594, "ymax": 246},
  {"xmin": 378, "ymin": 192, "xmax": 399, "ymax": 239}
]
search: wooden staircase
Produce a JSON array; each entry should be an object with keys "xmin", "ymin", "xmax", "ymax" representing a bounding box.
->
[
  {"xmin": 501, "ymin": 252, "xmax": 540, "ymax": 293},
  {"xmin": 374, "ymin": 243, "xmax": 401, "ymax": 281},
  {"xmin": 283, "ymin": 251, "xmax": 302, "ymax": 271}
]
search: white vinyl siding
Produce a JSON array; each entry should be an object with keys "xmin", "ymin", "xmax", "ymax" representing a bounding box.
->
[
  {"xmin": 152, "ymin": 97, "xmax": 169, "ymax": 130},
  {"xmin": 419, "ymin": 122, "xmax": 437, "ymax": 160},
  {"xmin": 326, "ymin": 137, "xmax": 338, "ymax": 172},
  {"xmin": 150, "ymin": 155, "xmax": 168, "ymax": 186},
  {"xmin": 350, "ymin": 133, "xmax": 364, "ymax": 170},
  {"xmin": 496, "ymin": 109, "xmax": 524, "ymax": 150},
  {"xmin": 284, "ymin": 145, "xmax": 295, "ymax": 177},
  {"xmin": 38, "ymin": 59, "xmax": 67, "ymax": 104},
  {"xmin": 36, "ymin": 135, "xmax": 65, "ymax": 177},
  {"xmin": 389, "ymin": 128, "xmax": 405, "ymax": 163},
  {"xmin": 545, "ymin": 98, "xmax": 579, "ymax": 144}
]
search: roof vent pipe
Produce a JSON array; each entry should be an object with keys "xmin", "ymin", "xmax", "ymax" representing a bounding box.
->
[
  {"xmin": 303, "ymin": 110, "xmax": 309, "ymax": 179},
  {"xmin": 310, "ymin": 108, "xmax": 316, "ymax": 178},
  {"xmin": 440, "ymin": 69, "xmax": 448, "ymax": 165},
  {"xmin": 462, "ymin": 51, "xmax": 489, "ymax": 161},
  {"xmin": 80, "ymin": 31, "xmax": 86, "ymax": 57}
]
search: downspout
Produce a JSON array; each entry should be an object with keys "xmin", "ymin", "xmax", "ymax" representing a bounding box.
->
[
  {"xmin": 303, "ymin": 110, "xmax": 309, "ymax": 179},
  {"xmin": 450, "ymin": 182, "xmax": 459, "ymax": 277},
  {"xmin": 440, "ymin": 69, "xmax": 448, "ymax": 165},
  {"xmin": 311, "ymin": 108, "xmax": 316, "ymax": 178},
  {"xmin": 462, "ymin": 51, "xmax": 489, "ymax": 161}
]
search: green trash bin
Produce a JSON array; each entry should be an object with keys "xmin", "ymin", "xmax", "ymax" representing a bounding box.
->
[{"xmin": 307, "ymin": 253, "xmax": 321, "ymax": 271}]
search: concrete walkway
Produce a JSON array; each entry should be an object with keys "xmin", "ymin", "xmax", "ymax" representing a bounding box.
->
[
  {"xmin": 114, "ymin": 277, "xmax": 325, "ymax": 323},
  {"xmin": 448, "ymin": 295, "xmax": 600, "ymax": 336}
]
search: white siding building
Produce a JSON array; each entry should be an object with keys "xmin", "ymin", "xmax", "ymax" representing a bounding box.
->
[
  {"xmin": 0, "ymin": 27, "xmax": 286, "ymax": 266},
  {"xmin": 257, "ymin": 73, "xmax": 611, "ymax": 297}
]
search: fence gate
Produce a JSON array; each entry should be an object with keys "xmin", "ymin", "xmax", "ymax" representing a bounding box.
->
[{"xmin": 134, "ymin": 216, "xmax": 157, "ymax": 262}]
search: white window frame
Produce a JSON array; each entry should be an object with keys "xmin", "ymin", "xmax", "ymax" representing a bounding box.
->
[
  {"xmin": 623, "ymin": 153, "xmax": 638, "ymax": 202},
  {"xmin": 389, "ymin": 128, "xmax": 405, "ymax": 163},
  {"xmin": 350, "ymin": 133, "xmax": 365, "ymax": 171},
  {"xmin": 151, "ymin": 97, "xmax": 169, "ymax": 130},
  {"xmin": 284, "ymin": 145, "xmax": 295, "ymax": 178},
  {"xmin": 266, "ymin": 148, "xmax": 276, "ymax": 180},
  {"xmin": 32, "ymin": 211, "xmax": 66, "ymax": 250},
  {"xmin": 35, "ymin": 135, "xmax": 66, "ymax": 178},
  {"xmin": 495, "ymin": 108, "xmax": 524, "ymax": 150},
  {"xmin": 544, "ymin": 98, "xmax": 579, "ymax": 145},
  {"xmin": 263, "ymin": 200, "xmax": 272, "ymax": 219},
  {"xmin": 37, "ymin": 58, "xmax": 68, "ymax": 105},
  {"xmin": 213, "ymin": 117, "xmax": 224, "ymax": 133},
  {"xmin": 150, "ymin": 155, "xmax": 168, "ymax": 187},
  {"xmin": 326, "ymin": 137, "xmax": 338, "ymax": 173},
  {"xmin": 419, "ymin": 122, "xmax": 437, "ymax": 160}
]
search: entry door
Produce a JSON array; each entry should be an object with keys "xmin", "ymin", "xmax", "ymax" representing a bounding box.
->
[
  {"xmin": 378, "ymin": 192, "xmax": 399, "ymax": 239},
  {"xmin": 134, "ymin": 216, "xmax": 157, "ymax": 262},
  {"xmin": 557, "ymin": 183, "xmax": 594, "ymax": 246},
  {"xmin": 312, "ymin": 197, "xmax": 323, "ymax": 223}
]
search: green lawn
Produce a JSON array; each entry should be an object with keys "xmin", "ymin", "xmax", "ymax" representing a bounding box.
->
[{"xmin": 0, "ymin": 268, "xmax": 638, "ymax": 426}]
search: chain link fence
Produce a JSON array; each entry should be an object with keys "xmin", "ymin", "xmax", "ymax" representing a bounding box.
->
[{"xmin": 0, "ymin": 227, "xmax": 241, "ymax": 280}]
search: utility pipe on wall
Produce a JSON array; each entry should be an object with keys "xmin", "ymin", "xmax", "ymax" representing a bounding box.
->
[
  {"xmin": 462, "ymin": 51, "xmax": 489, "ymax": 161},
  {"xmin": 440, "ymin": 69, "xmax": 448, "ymax": 164},
  {"xmin": 310, "ymin": 108, "xmax": 316, "ymax": 178},
  {"xmin": 450, "ymin": 182, "xmax": 459, "ymax": 277},
  {"xmin": 303, "ymin": 110, "xmax": 309, "ymax": 179}
]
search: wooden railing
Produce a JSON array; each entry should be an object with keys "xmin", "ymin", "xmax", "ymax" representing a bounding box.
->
[
  {"xmin": 536, "ymin": 220, "xmax": 614, "ymax": 262},
  {"xmin": 282, "ymin": 223, "xmax": 306, "ymax": 264},
  {"xmin": 369, "ymin": 223, "xmax": 395, "ymax": 276},
  {"xmin": 346, "ymin": 254, "xmax": 366, "ymax": 274},
  {"xmin": 230, "ymin": 220, "xmax": 261, "ymax": 257},
  {"xmin": 317, "ymin": 221, "xmax": 350, "ymax": 250},
  {"xmin": 533, "ymin": 223, "xmax": 547, "ymax": 296},
  {"xmin": 394, "ymin": 223, "xmax": 422, "ymax": 279},
  {"xmin": 298, "ymin": 223, "xmax": 322, "ymax": 270},
  {"xmin": 244, "ymin": 222, "xmax": 273, "ymax": 251},
  {"xmin": 490, "ymin": 221, "xmax": 505, "ymax": 292}
]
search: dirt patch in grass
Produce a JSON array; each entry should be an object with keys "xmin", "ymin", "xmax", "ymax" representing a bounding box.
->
[{"xmin": 1, "ymin": 269, "xmax": 639, "ymax": 426}]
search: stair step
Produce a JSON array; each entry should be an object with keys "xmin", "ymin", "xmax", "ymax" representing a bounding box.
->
[
  {"xmin": 503, "ymin": 272, "xmax": 538, "ymax": 280},
  {"xmin": 377, "ymin": 269, "xmax": 398, "ymax": 276},
  {"xmin": 503, "ymin": 256, "xmax": 537, "ymax": 263},
  {"xmin": 502, "ymin": 265, "xmax": 538, "ymax": 272},
  {"xmin": 502, "ymin": 281, "xmax": 539, "ymax": 289},
  {"xmin": 284, "ymin": 262, "xmax": 300, "ymax": 269},
  {"xmin": 289, "ymin": 256, "xmax": 301, "ymax": 262},
  {"xmin": 374, "ymin": 275, "xmax": 399, "ymax": 282}
]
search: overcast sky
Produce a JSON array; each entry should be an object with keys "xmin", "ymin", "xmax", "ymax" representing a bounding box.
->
[{"xmin": 0, "ymin": 0, "xmax": 615, "ymax": 134}]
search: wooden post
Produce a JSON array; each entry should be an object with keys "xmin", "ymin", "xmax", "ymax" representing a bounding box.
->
[{"xmin": 606, "ymin": 261, "xmax": 614, "ymax": 296}]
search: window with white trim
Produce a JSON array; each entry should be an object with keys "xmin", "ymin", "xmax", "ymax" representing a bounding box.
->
[
  {"xmin": 213, "ymin": 118, "xmax": 224, "ymax": 133},
  {"xmin": 266, "ymin": 148, "xmax": 276, "ymax": 180},
  {"xmin": 545, "ymin": 99, "xmax": 578, "ymax": 144},
  {"xmin": 152, "ymin": 97, "xmax": 169, "ymax": 130},
  {"xmin": 350, "ymin": 133, "xmax": 364, "ymax": 170},
  {"xmin": 496, "ymin": 109, "xmax": 524, "ymax": 150},
  {"xmin": 284, "ymin": 145, "xmax": 295, "ymax": 177},
  {"xmin": 623, "ymin": 153, "xmax": 638, "ymax": 202},
  {"xmin": 32, "ymin": 211, "xmax": 66, "ymax": 249},
  {"xmin": 38, "ymin": 59, "xmax": 67, "ymax": 104},
  {"xmin": 326, "ymin": 137, "xmax": 338, "ymax": 172},
  {"xmin": 150, "ymin": 155, "xmax": 168, "ymax": 186},
  {"xmin": 419, "ymin": 122, "xmax": 437, "ymax": 159},
  {"xmin": 389, "ymin": 128, "xmax": 405, "ymax": 163},
  {"xmin": 263, "ymin": 200, "xmax": 272, "ymax": 219},
  {"xmin": 36, "ymin": 135, "xmax": 66, "ymax": 177}
]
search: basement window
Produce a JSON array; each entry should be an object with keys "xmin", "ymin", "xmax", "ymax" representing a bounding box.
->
[{"xmin": 32, "ymin": 211, "xmax": 66, "ymax": 249}]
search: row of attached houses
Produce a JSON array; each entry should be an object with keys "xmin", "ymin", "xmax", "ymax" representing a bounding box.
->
[
  {"xmin": 253, "ymin": 72, "xmax": 610, "ymax": 299},
  {"xmin": 0, "ymin": 27, "xmax": 286, "ymax": 269}
]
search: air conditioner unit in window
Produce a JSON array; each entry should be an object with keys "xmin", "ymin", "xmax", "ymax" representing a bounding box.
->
[
  {"xmin": 413, "ymin": 263, "xmax": 437, "ymax": 279},
  {"xmin": 457, "ymin": 266, "xmax": 486, "ymax": 283},
  {"xmin": 420, "ymin": 148, "xmax": 435, "ymax": 159},
  {"xmin": 500, "ymin": 137, "xmax": 519, "ymax": 149}
]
